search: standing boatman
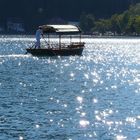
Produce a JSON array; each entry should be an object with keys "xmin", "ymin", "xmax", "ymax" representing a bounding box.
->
[{"xmin": 35, "ymin": 26, "xmax": 43, "ymax": 48}]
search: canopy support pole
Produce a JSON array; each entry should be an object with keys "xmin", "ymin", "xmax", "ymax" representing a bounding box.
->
[
  {"xmin": 48, "ymin": 34, "xmax": 50, "ymax": 48},
  {"xmin": 59, "ymin": 35, "xmax": 61, "ymax": 49},
  {"xmin": 80, "ymin": 33, "xmax": 81, "ymax": 43},
  {"xmin": 70, "ymin": 36, "xmax": 72, "ymax": 44}
]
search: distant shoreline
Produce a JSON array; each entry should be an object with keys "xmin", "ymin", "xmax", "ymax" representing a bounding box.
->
[{"xmin": 0, "ymin": 34, "xmax": 140, "ymax": 39}]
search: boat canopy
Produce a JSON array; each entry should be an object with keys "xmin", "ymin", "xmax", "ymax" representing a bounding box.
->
[{"xmin": 39, "ymin": 25, "xmax": 81, "ymax": 34}]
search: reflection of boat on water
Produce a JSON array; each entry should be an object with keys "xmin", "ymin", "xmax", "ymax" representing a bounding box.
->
[{"xmin": 26, "ymin": 25, "xmax": 85, "ymax": 56}]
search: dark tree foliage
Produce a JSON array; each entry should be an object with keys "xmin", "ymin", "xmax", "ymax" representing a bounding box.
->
[
  {"xmin": 80, "ymin": 13, "xmax": 95, "ymax": 33},
  {"xmin": 0, "ymin": 0, "xmax": 139, "ymax": 32},
  {"xmin": 92, "ymin": 3, "xmax": 140, "ymax": 35}
]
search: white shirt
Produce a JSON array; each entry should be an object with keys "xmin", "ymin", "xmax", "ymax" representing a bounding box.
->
[{"xmin": 35, "ymin": 29, "xmax": 43, "ymax": 40}]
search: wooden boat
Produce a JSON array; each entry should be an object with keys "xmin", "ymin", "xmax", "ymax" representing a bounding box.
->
[{"xmin": 26, "ymin": 25, "xmax": 85, "ymax": 56}]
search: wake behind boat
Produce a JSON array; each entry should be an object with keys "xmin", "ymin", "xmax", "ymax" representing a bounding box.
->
[{"xmin": 26, "ymin": 24, "xmax": 85, "ymax": 56}]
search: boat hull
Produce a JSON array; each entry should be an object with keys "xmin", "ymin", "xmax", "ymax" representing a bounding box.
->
[
  {"xmin": 26, "ymin": 47, "xmax": 84, "ymax": 56},
  {"xmin": 26, "ymin": 43, "xmax": 85, "ymax": 56}
]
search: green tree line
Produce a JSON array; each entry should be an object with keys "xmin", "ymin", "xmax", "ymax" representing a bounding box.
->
[{"xmin": 80, "ymin": 3, "xmax": 140, "ymax": 35}]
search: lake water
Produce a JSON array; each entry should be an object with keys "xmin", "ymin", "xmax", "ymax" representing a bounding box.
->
[{"xmin": 0, "ymin": 36, "xmax": 140, "ymax": 140}]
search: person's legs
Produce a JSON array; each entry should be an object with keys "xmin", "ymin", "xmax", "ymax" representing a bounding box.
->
[{"xmin": 35, "ymin": 38, "xmax": 40, "ymax": 48}]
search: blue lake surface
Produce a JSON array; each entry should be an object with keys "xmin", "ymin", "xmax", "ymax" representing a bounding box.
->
[{"xmin": 0, "ymin": 36, "xmax": 140, "ymax": 140}]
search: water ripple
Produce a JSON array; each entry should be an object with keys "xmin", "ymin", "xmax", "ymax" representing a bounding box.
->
[{"xmin": 0, "ymin": 37, "xmax": 140, "ymax": 139}]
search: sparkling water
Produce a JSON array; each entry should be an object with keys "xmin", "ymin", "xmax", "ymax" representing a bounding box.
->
[{"xmin": 0, "ymin": 36, "xmax": 140, "ymax": 140}]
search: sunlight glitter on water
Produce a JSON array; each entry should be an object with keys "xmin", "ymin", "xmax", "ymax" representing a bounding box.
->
[
  {"xmin": 19, "ymin": 136, "xmax": 24, "ymax": 140},
  {"xmin": 116, "ymin": 135, "xmax": 127, "ymax": 140},
  {"xmin": 79, "ymin": 120, "xmax": 90, "ymax": 127},
  {"xmin": 0, "ymin": 54, "xmax": 31, "ymax": 58},
  {"xmin": 76, "ymin": 96, "xmax": 83, "ymax": 104},
  {"xmin": 0, "ymin": 37, "xmax": 140, "ymax": 139}
]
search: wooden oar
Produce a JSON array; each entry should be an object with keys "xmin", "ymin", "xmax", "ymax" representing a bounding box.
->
[{"xmin": 42, "ymin": 37, "xmax": 57, "ymax": 56}]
